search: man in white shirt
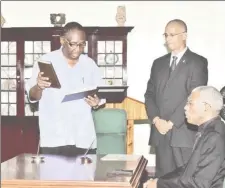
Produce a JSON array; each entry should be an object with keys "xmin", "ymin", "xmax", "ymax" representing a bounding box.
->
[
  {"xmin": 144, "ymin": 19, "xmax": 208, "ymax": 177},
  {"xmin": 26, "ymin": 22, "xmax": 104, "ymax": 156}
]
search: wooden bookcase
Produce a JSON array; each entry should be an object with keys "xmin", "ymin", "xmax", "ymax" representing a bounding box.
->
[{"xmin": 1, "ymin": 26, "xmax": 134, "ymax": 161}]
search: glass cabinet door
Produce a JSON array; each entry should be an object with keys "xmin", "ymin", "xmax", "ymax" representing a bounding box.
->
[
  {"xmin": 1, "ymin": 41, "xmax": 17, "ymax": 116},
  {"xmin": 24, "ymin": 40, "xmax": 51, "ymax": 116},
  {"xmin": 97, "ymin": 39, "xmax": 125, "ymax": 86}
]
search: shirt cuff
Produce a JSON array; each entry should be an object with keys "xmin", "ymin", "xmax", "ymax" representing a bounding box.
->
[
  {"xmin": 98, "ymin": 98, "xmax": 106, "ymax": 106},
  {"xmin": 25, "ymin": 81, "xmax": 38, "ymax": 103}
]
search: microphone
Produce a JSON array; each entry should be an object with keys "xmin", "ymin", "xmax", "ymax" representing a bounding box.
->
[{"xmin": 80, "ymin": 139, "xmax": 96, "ymax": 164}]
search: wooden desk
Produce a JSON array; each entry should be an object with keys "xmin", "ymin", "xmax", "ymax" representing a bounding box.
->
[{"xmin": 1, "ymin": 154, "xmax": 148, "ymax": 188}]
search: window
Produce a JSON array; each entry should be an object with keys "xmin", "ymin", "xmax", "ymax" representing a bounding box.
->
[
  {"xmin": 24, "ymin": 41, "xmax": 51, "ymax": 116},
  {"xmin": 97, "ymin": 40, "xmax": 124, "ymax": 86},
  {"xmin": 1, "ymin": 41, "xmax": 17, "ymax": 116}
]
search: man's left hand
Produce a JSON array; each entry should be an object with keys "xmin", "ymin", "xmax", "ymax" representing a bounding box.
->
[{"xmin": 84, "ymin": 94, "xmax": 100, "ymax": 107}]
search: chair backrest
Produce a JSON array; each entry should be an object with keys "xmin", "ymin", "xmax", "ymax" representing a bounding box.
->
[{"xmin": 92, "ymin": 108, "xmax": 127, "ymax": 154}]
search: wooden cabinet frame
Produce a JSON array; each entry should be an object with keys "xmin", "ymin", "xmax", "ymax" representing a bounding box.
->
[{"xmin": 1, "ymin": 26, "xmax": 134, "ymax": 161}]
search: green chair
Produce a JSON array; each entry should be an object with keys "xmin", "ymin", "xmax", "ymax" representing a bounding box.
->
[{"xmin": 92, "ymin": 108, "xmax": 127, "ymax": 154}]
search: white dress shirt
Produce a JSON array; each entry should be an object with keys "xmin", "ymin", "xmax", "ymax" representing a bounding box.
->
[
  {"xmin": 26, "ymin": 48, "xmax": 105, "ymax": 149},
  {"xmin": 170, "ymin": 47, "xmax": 188, "ymax": 66}
]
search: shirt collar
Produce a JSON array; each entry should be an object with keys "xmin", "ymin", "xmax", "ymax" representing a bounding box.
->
[
  {"xmin": 198, "ymin": 116, "xmax": 219, "ymax": 133},
  {"xmin": 171, "ymin": 46, "xmax": 188, "ymax": 60}
]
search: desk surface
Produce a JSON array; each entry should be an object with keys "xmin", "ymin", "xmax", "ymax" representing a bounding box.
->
[{"xmin": 1, "ymin": 153, "xmax": 148, "ymax": 188}]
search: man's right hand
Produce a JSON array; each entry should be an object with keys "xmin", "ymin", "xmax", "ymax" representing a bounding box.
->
[{"xmin": 36, "ymin": 72, "xmax": 51, "ymax": 90}]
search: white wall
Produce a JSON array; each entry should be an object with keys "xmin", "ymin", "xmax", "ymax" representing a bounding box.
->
[
  {"xmin": 2, "ymin": 1, "xmax": 225, "ymax": 154},
  {"xmin": 2, "ymin": 1, "xmax": 225, "ymax": 102},
  {"xmin": 133, "ymin": 124, "xmax": 151, "ymax": 154}
]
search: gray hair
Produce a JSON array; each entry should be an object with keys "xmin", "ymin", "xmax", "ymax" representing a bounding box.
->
[{"xmin": 192, "ymin": 86, "xmax": 224, "ymax": 114}]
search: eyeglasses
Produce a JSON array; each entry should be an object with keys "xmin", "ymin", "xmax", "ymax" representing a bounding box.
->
[
  {"xmin": 186, "ymin": 100, "xmax": 211, "ymax": 108},
  {"xmin": 64, "ymin": 38, "xmax": 86, "ymax": 49},
  {"xmin": 163, "ymin": 31, "xmax": 186, "ymax": 38}
]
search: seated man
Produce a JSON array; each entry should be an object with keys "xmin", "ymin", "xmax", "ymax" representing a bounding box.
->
[{"xmin": 144, "ymin": 86, "xmax": 225, "ymax": 188}]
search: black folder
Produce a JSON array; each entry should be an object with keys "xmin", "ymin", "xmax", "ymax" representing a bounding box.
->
[{"xmin": 38, "ymin": 60, "xmax": 61, "ymax": 89}]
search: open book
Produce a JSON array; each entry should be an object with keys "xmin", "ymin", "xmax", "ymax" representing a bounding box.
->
[
  {"xmin": 61, "ymin": 85, "xmax": 127, "ymax": 103},
  {"xmin": 61, "ymin": 87, "xmax": 97, "ymax": 102}
]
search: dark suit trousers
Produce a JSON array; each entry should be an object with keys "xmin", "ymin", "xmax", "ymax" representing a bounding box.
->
[
  {"xmin": 155, "ymin": 136, "xmax": 192, "ymax": 178},
  {"xmin": 172, "ymin": 147, "xmax": 192, "ymax": 168},
  {"xmin": 155, "ymin": 136, "xmax": 176, "ymax": 178}
]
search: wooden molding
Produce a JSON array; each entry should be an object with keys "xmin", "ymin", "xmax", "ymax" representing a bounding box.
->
[
  {"xmin": 105, "ymin": 97, "xmax": 148, "ymax": 120},
  {"xmin": 1, "ymin": 14, "xmax": 6, "ymax": 27}
]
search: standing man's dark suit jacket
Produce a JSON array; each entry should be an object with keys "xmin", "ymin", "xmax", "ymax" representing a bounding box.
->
[
  {"xmin": 157, "ymin": 117, "xmax": 225, "ymax": 188},
  {"xmin": 145, "ymin": 48, "xmax": 208, "ymax": 148}
]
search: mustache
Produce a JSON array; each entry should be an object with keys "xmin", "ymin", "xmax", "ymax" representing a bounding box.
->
[{"xmin": 70, "ymin": 49, "xmax": 80, "ymax": 54}]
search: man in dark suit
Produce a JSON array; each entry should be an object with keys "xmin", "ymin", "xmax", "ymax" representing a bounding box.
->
[
  {"xmin": 144, "ymin": 86, "xmax": 225, "ymax": 188},
  {"xmin": 144, "ymin": 19, "xmax": 208, "ymax": 177}
]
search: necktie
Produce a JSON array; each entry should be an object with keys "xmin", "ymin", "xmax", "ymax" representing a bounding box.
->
[
  {"xmin": 170, "ymin": 56, "xmax": 178, "ymax": 73},
  {"xmin": 192, "ymin": 132, "xmax": 202, "ymax": 151}
]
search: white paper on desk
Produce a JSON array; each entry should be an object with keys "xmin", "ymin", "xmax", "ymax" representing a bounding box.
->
[
  {"xmin": 101, "ymin": 154, "xmax": 155, "ymax": 167},
  {"xmin": 100, "ymin": 154, "xmax": 141, "ymax": 161}
]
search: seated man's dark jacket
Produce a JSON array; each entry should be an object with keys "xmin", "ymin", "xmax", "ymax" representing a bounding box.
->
[{"xmin": 157, "ymin": 117, "xmax": 225, "ymax": 188}]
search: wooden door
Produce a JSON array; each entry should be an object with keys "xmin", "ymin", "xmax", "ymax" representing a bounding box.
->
[{"xmin": 1, "ymin": 28, "xmax": 55, "ymax": 162}]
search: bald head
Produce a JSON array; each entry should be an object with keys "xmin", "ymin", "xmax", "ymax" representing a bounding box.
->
[
  {"xmin": 166, "ymin": 19, "xmax": 187, "ymax": 33},
  {"xmin": 164, "ymin": 19, "xmax": 188, "ymax": 53}
]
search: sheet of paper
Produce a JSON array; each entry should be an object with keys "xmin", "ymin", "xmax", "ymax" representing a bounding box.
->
[
  {"xmin": 100, "ymin": 154, "xmax": 141, "ymax": 161},
  {"xmin": 66, "ymin": 86, "xmax": 97, "ymax": 95},
  {"xmin": 101, "ymin": 154, "xmax": 155, "ymax": 167}
]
